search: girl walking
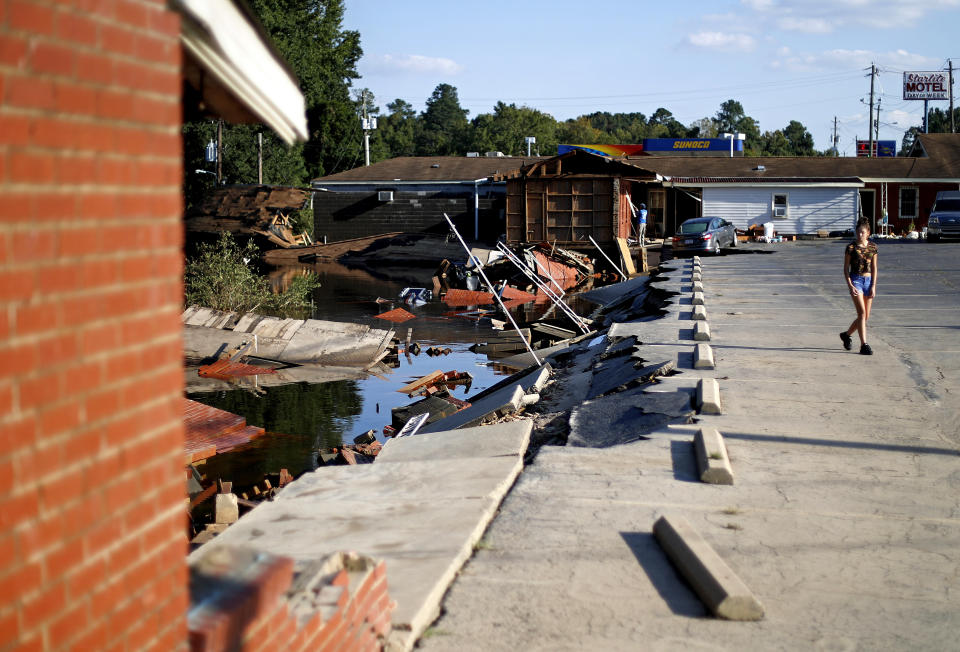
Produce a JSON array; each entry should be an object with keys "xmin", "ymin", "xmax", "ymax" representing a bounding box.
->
[{"xmin": 840, "ymin": 219, "xmax": 878, "ymax": 355}]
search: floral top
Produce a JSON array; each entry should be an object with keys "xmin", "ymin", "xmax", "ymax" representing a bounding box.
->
[{"xmin": 846, "ymin": 241, "xmax": 878, "ymax": 276}]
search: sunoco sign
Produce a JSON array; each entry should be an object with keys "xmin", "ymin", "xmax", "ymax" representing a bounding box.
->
[{"xmin": 903, "ymin": 71, "xmax": 949, "ymax": 100}]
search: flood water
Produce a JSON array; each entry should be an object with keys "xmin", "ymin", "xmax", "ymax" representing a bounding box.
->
[{"xmin": 188, "ymin": 261, "xmax": 601, "ymax": 490}]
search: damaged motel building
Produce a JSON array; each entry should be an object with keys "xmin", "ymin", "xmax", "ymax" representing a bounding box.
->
[{"xmin": 312, "ymin": 133, "xmax": 960, "ymax": 245}]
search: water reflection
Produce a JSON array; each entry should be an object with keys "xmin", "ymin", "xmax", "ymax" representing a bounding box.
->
[{"xmin": 188, "ymin": 261, "xmax": 516, "ymax": 485}]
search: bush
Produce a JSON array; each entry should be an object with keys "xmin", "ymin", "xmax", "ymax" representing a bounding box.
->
[{"xmin": 185, "ymin": 232, "xmax": 319, "ymax": 318}]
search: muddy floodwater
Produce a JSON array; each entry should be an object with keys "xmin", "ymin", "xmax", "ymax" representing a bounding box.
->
[{"xmin": 188, "ymin": 262, "xmax": 599, "ymax": 489}]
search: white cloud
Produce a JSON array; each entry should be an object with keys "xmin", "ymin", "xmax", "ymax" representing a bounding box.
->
[
  {"xmin": 776, "ymin": 16, "xmax": 832, "ymax": 33},
  {"xmin": 364, "ymin": 54, "xmax": 464, "ymax": 76},
  {"xmin": 685, "ymin": 31, "xmax": 757, "ymax": 52},
  {"xmin": 774, "ymin": 48, "xmax": 940, "ymax": 71},
  {"xmin": 887, "ymin": 108, "xmax": 922, "ymax": 128},
  {"xmin": 741, "ymin": 0, "xmax": 960, "ymax": 32}
]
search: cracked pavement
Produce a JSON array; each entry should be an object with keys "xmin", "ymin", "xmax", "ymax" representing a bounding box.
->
[{"xmin": 418, "ymin": 241, "xmax": 960, "ymax": 651}]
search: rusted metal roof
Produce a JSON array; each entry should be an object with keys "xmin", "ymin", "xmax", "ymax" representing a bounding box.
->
[
  {"xmin": 183, "ymin": 398, "xmax": 265, "ymax": 464},
  {"xmin": 374, "ymin": 307, "xmax": 417, "ymax": 323}
]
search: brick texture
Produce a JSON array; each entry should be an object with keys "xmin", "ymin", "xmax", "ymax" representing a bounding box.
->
[
  {"xmin": 0, "ymin": 1, "xmax": 187, "ymax": 650},
  {"xmin": 314, "ymin": 190, "xmax": 508, "ymax": 243},
  {"xmin": 188, "ymin": 550, "xmax": 394, "ymax": 652}
]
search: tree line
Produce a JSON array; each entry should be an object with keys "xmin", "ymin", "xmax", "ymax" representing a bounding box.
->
[{"xmin": 182, "ymin": 0, "xmax": 957, "ymax": 210}]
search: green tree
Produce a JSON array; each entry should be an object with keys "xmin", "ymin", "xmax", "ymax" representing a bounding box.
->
[
  {"xmin": 247, "ymin": 0, "xmax": 363, "ymax": 177},
  {"xmin": 557, "ymin": 116, "xmax": 609, "ymax": 144},
  {"xmin": 647, "ymin": 107, "xmax": 688, "ymax": 138},
  {"xmin": 467, "ymin": 102, "xmax": 559, "ymax": 155},
  {"xmin": 899, "ymin": 126, "xmax": 921, "ymax": 155},
  {"xmin": 758, "ymin": 130, "xmax": 791, "ymax": 156},
  {"xmin": 182, "ymin": 122, "xmax": 308, "ymax": 211},
  {"xmin": 374, "ymin": 98, "xmax": 418, "ymax": 160},
  {"xmin": 416, "ymin": 83, "xmax": 470, "ymax": 155},
  {"xmin": 783, "ymin": 120, "xmax": 816, "ymax": 156},
  {"xmin": 714, "ymin": 99, "xmax": 761, "ymax": 152},
  {"xmin": 926, "ymin": 107, "xmax": 960, "ymax": 133},
  {"xmin": 688, "ymin": 117, "xmax": 719, "ymax": 138}
]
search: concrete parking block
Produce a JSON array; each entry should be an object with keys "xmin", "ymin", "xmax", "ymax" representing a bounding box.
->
[
  {"xmin": 692, "ymin": 256, "xmax": 701, "ymax": 265},
  {"xmin": 692, "ymin": 272, "xmax": 702, "ymax": 282},
  {"xmin": 694, "ymin": 343, "xmax": 715, "ymax": 369},
  {"xmin": 692, "ymin": 292, "xmax": 705, "ymax": 305},
  {"xmin": 693, "ymin": 281, "xmax": 704, "ymax": 293},
  {"xmin": 694, "ymin": 427, "xmax": 733, "ymax": 485},
  {"xmin": 693, "ymin": 305, "xmax": 708, "ymax": 321},
  {"xmin": 694, "ymin": 321, "xmax": 711, "ymax": 342},
  {"xmin": 653, "ymin": 513, "xmax": 762, "ymax": 620},
  {"xmin": 697, "ymin": 378, "xmax": 722, "ymax": 413}
]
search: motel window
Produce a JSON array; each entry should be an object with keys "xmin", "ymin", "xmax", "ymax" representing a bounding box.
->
[
  {"xmin": 899, "ymin": 187, "xmax": 918, "ymax": 219},
  {"xmin": 772, "ymin": 193, "xmax": 788, "ymax": 218}
]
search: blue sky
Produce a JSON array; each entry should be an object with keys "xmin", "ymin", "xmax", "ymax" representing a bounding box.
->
[{"xmin": 343, "ymin": 0, "xmax": 960, "ymax": 154}]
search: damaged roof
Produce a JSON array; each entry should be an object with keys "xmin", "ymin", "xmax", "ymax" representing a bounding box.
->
[
  {"xmin": 187, "ymin": 185, "xmax": 309, "ymax": 220},
  {"xmin": 632, "ymin": 133, "xmax": 960, "ymax": 183},
  {"xmin": 312, "ymin": 156, "xmax": 547, "ymax": 184}
]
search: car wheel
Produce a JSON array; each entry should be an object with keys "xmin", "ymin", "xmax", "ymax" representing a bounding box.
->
[
  {"xmin": 730, "ymin": 233, "xmax": 738, "ymax": 248},
  {"xmin": 713, "ymin": 240, "xmax": 721, "ymax": 255}
]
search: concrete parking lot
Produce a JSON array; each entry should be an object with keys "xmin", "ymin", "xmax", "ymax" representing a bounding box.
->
[{"xmin": 420, "ymin": 239, "xmax": 960, "ymax": 651}]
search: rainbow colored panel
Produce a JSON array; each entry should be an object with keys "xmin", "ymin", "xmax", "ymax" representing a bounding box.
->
[{"xmin": 558, "ymin": 144, "xmax": 645, "ymax": 157}]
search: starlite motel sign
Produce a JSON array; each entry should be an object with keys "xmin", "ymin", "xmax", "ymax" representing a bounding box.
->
[{"xmin": 903, "ymin": 71, "xmax": 949, "ymax": 100}]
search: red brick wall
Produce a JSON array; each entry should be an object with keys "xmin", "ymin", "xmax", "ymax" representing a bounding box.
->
[
  {"xmin": 1, "ymin": 1, "xmax": 187, "ymax": 650},
  {"xmin": 188, "ymin": 551, "xmax": 393, "ymax": 652}
]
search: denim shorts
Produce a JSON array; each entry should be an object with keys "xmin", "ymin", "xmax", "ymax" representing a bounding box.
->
[{"xmin": 850, "ymin": 274, "xmax": 873, "ymax": 295}]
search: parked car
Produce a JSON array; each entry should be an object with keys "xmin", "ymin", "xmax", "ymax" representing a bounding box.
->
[
  {"xmin": 927, "ymin": 191, "xmax": 960, "ymax": 242},
  {"xmin": 671, "ymin": 217, "xmax": 738, "ymax": 255}
]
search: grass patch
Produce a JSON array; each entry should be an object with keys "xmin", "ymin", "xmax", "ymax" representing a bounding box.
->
[
  {"xmin": 723, "ymin": 522, "xmax": 743, "ymax": 531},
  {"xmin": 721, "ymin": 506, "xmax": 742, "ymax": 515},
  {"xmin": 421, "ymin": 627, "xmax": 450, "ymax": 639},
  {"xmin": 185, "ymin": 231, "xmax": 319, "ymax": 318}
]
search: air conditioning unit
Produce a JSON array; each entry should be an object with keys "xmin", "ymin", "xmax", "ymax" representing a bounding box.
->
[
  {"xmin": 773, "ymin": 206, "xmax": 787, "ymax": 217},
  {"xmin": 484, "ymin": 151, "xmax": 505, "ymax": 158},
  {"xmin": 465, "ymin": 152, "xmax": 480, "ymax": 157},
  {"xmin": 378, "ymin": 191, "xmax": 393, "ymax": 202}
]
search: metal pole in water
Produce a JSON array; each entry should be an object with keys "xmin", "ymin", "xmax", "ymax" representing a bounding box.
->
[
  {"xmin": 588, "ymin": 235, "xmax": 626, "ymax": 280},
  {"xmin": 443, "ymin": 213, "xmax": 542, "ymax": 366}
]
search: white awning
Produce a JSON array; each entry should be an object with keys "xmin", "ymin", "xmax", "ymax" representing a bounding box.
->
[{"xmin": 173, "ymin": 0, "xmax": 308, "ymax": 144}]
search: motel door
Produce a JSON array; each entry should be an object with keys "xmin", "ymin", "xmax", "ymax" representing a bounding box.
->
[{"xmin": 647, "ymin": 190, "xmax": 666, "ymax": 238}]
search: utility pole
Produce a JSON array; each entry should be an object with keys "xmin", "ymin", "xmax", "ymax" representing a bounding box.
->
[
  {"xmin": 833, "ymin": 116, "xmax": 839, "ymax": 156},
  {"xmin": 257, "ymin": 132, "xmax": 263, "ymax": 184},
  {"xmin": 361, "ymin": 90, "xmax": 375, "ymax": 167},
  {"xmin": 216, "ymin": 119, "xmax": 223, "ymax": 184},
  {"xmin": 950, "ymin": 59, "xmax": 955, "ymax": 134},
  {"xmin": 875, "ymin": 98, "xmax": 882, "ymax": 143},
  {"xmin": 868, "ymin": 63, "xmax": 876, "ymax": 158}
]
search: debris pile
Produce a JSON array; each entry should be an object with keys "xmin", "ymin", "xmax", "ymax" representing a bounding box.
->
[{"xmin": 185, "ymin": 185, "xmax": 312, "ymax": 248}]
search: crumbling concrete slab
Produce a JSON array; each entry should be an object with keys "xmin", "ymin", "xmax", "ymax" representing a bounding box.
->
[
  {"xmin": 378, "ymin": 420, "xmax": 532, "ymax": 464},
  {"xmin": 588, "ymin": 356, "xmax": 674, "ymax": 399},
  {"xmin": 190, "ymin": 434, "xmax": 530, "ymax": 652},
  {"xmin": 419, "ymin": 384, "xmax": 526, "ymax": 434},
  {"xmin": 568, "ymin": 386, "xmax": 694, "ymax": 447}
]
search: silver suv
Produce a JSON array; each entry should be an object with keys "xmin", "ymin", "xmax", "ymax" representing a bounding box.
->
[{"xmin": 928, "ymin": 190, "xmax": 960, "ymax": 241}]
